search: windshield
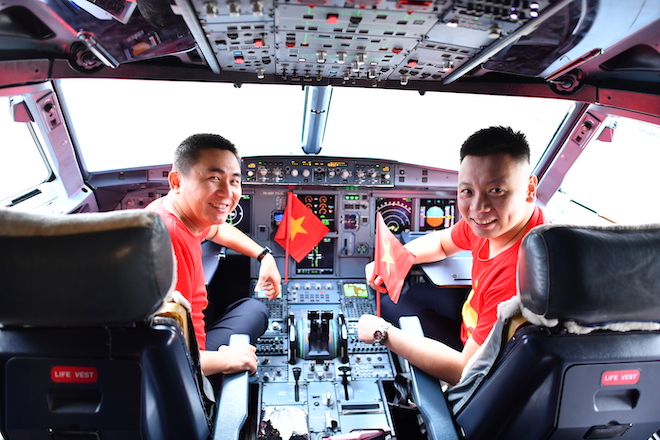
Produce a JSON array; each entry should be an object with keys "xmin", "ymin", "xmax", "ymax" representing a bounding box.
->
[
  {"xmin": 59, "ymin": 78, "xmax": 572, "ymax": 172},
  {"xmin": 545, "ymin": 116, "xmax": 660, "ymax": 225},
  {"xmin": 0, "ymin": 96, "xmax": 51, "ymax": 202}
]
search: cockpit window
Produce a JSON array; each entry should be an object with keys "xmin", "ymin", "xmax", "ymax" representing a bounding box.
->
[
  {"xmin": 546, "ymin": 116, "xmax": 660, "ymax": 225},
  {"xmin": 0, "ymin": 96, "xmax": 51, "ymax": 203},
  {"xmin": 323, "ymin": 88, "xmax": 572, "ymax": 170},
  {"xmin": 58, "ymin": 78, "xmax": 572, "ymax": 172},
  {"xmin": 58, "ymin": 79, "xmax": 305, "ymax": 172}
]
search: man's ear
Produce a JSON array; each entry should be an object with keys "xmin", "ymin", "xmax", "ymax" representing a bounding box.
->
[
  {"xmin": 169, "ymin": 170, "xmax": 182, "ymax": 191},
  {"xmin": 527, "ymin": 175, "xmax": 538, "ymax": 202}
]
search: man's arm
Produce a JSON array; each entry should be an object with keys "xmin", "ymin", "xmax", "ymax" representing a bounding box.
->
[
  {"xmin": 357, "ymin": 314, "xmax": 479, "ymax": 385},
  {"xmin": 365, "ymin": 227, "xmax": 462, "ymax": 292},
  {"xmin": 200, "ymin": 343, "xmax": 259, "ymax": 375},
  {"xmin": 406, "ymin": 227, "xmax": 462, "ymax": 264},
  {"xmin": 206, "ymin": 223, "xmax": 282, "ymax": 300}
]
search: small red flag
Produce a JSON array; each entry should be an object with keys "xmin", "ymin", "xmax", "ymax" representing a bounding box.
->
[
  {"xmin": 275, "ymin": 192, "xmax": 330, "ymax": 263},
  {"xmin": 374, "ymin": 211, "xmax": 416, "ymax": 304}
]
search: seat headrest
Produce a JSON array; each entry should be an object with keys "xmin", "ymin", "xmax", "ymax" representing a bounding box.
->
[
  {"xmin": 518, "ymin": 223, "xmax": 660, "ymax": 326},
  {"xmin": 0, "ymin": 208, "xmax": 174, "ymax": 327}
]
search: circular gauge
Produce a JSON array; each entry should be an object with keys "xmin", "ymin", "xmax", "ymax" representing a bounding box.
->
[
  {"xmin": 227, "ymin": 203, "xmax": 244, "ymax": 227},
  {"xmin": 376, "ymin": 198, "xmax": 412, "ymax": 233},
  {"xmin": 425, "ymin": 205, "xmax": 446, "ymax": 228},
  {"xmin": 356, "ymin": 242, "xmax": 369, "ymax": 254}
]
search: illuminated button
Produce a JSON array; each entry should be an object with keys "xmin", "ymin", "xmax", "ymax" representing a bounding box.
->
[
  {"xmin": 326, "ymin": 13, "xmax": 339, "ymax": 23},
  {"xmin": 286, "ymin": 41, "xmax": 296, "ymax": 48},
  {"xmin": 407, "ymin": 59, "xmax": 418, "ymax": 67},
  {"xmin": 254, "ymin": 38, "xmax": 264, "ymax": 47},
  {"xmin": 234, "ymin": 55, "xmax": 245, "ymax": 63},
  {"xmin": 392, "ymin": 47, "xmax": 403, "ymax": 54}
]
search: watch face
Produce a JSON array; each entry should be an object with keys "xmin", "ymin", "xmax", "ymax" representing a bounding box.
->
[{"xmin": 373, "ymin": 330, "xmax": 384, "ymax": 343}]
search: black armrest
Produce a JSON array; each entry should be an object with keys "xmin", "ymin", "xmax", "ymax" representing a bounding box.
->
[
  {"xmin": 213, "ymin": 334, "xmax": 250, "ymax": 440},
  {"xmin": 399, "ymin": 316, "xmax": 462, "ymax": 440}
]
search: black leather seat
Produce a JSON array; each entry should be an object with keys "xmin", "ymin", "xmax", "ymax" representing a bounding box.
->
[
  {"xmin": 0, "ymin": 208, "xmax": 244, "ymax": 440},
  {"xmin": 404, "ymin": 224, "xmax": 660, "ymax": 440}
]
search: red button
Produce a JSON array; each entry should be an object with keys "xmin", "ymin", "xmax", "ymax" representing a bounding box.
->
[{"xmin": 326, "ymin": 13, "xmax": 339, "ymax": 24}]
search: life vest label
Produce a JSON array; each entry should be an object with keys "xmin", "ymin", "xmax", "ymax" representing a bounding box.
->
[
  {"xmin": 601, "ymin": 369, "xmax": 640, "ymax": 386},
  {"xmin": 51, "ymin": 366, "xmax": 98, "ymax": 383}
]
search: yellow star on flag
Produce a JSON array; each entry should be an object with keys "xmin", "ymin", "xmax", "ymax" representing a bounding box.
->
[
  {"xmin": 289, "ymin": 215, "xmax": 308, "ymax": 240},
  {"xmin": 380, "ymin": 238, "xmax": 395, "ymax": 275}
]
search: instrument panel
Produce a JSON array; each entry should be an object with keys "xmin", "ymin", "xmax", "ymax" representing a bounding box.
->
[
  {"xmin": 253, "ymin": 279, "xmax": 396, "ymax": 438},
  {"xmin": 118, "ymin": 156, "xmax": 460, "ymax": 438}
]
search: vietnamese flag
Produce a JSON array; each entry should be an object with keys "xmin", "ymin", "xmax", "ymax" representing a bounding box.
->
[
  {"xmin": 374, "ymin": 212, "xmax": 416, "ymax": 308},
  {"xmin": 275, "ymin": 192, "xmax": 330, "ymax": 280}
]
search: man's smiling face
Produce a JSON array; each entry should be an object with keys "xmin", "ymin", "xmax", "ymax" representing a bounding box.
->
[
  {"xmin": 457, "ymin": 152, "xmax": 536, "ymax": 249},
  {"xmin": 171, "ymin": 148, "xmax": 242, "ymax": 233}
]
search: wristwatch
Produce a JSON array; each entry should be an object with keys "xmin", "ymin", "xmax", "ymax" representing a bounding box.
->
[
  {"xmin": 256, "ymin": 246, "xmax": 272, "ymax": 262},
  {"xmin": 373, "ymin": 322, "xmax": 392, "ymax": 345}
]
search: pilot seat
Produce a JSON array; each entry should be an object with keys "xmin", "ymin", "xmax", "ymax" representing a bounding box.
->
[
  {"xmin": 403, "ymin": 223, "xmax": 660, "ymax": 440},
  {"xmin": 0, "ymin": 208, "xmax": 243, "ymax": 440}
]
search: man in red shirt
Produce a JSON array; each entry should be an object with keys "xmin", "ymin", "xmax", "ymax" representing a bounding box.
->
[
  {"xmin": 358, "ymin": 126, "xmax": 547, "ymax": 385},
  {"xmin": 146, "ymin": 133, "xmax": 281, "ymax": 378}
]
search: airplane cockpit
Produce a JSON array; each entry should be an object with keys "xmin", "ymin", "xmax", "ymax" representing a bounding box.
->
[{"xmin": 1, "ymin": 0, "xmax": 660, "ymax": 439}]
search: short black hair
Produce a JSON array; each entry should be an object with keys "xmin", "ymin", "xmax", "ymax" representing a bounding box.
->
[
  {"xmin": 173, "ymin": 133, "xmax": 239, "ymax": 175},
  {"xmin": 460, "ymin": 126, "xmax": 530, "ymax": 164}
]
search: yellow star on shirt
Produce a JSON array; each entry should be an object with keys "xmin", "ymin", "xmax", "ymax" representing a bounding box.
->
[
  {"xmin": 380, "ymin": 239, "xmax": 395, "ymax": 275},
  {"xmin": 289, "ymin": 215, "xmax": 308, "ymax": 240}
]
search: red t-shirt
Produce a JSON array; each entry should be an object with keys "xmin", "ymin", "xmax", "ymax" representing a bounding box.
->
[
  {"xmin": 145, "ymin": 198, "xmax": 210, "ymax": 348},
  {"xmin": 451, "ymin": 205, "xmax": 546, "ymax": 345}
]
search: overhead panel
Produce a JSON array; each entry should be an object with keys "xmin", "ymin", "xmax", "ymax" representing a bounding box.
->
[
  {"xmin": 186, "ymin": 0, "xmax": 574, "ymax": 84},
  {"xmin": 195, "ymin": 2, "xmax": 277, "ymax": 75},
  {"xmin": 274, "ymin": 4, "xmax": 440, "ymax": 82}
]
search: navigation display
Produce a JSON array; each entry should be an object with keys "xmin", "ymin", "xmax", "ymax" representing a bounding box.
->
[
  {"xmin": 419, "ymin": 198, "xmax": 456, "ymax": 231},
  {"xmin": 227, "ymin": 194, "xmax": 251, "ymax": 233},
  {"xmin": 295, "ymin": 237, "xmax": 335, "ymax": 275},
  {"xmin": 375, "ymin": 197, "xmax": 413, "ymax": 233},
  {"xmin": 343, "ymin": 282, "xmax": 368, "ymax": 298}
]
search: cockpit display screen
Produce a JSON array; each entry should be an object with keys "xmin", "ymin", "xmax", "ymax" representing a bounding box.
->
[
  {"xmin": 343, "ymin": 282, "xmax": 368, "ymax": 298},
  {"xmin": 295, "ymin": 237, "xmax": 335, "ymax": 275},
  {"xmin": 375, "ymin": 197, "xmax": 413, "ymax": 233},
  {"xmin": 227, "ymin": 194, "xmax": 251, "ymax": 233},
  {"xmin": 297, "ymin": 193, "xmax": 335, "ymax": 232},
  {"xmin": 419, "ymin": 198, "xmax": 456, "ymax": 231}
]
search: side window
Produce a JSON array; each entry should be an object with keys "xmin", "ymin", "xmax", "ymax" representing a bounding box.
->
[
  {"xmin": 0, "ymin": 96, "xmax": 51, "ymax": 204},
  {"xmin": 545, "ymin": 116, "xmax": 660, "ymax": 225}
]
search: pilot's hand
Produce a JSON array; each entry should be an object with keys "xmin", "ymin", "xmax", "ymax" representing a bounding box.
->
[
  {"xmin": 357, "ymin": 314, "xmax": 390, "ymax": 345},
  {"xmin": 215, "ymin": 343, "xmax": 259, "ymax": 375},
  {"xmin": 254, "ymin": 253, "xmax": 282, "ymax": 300},
  {"xmin": 365, "ymin": 261, "xmax": 387, "ymax": 294}
]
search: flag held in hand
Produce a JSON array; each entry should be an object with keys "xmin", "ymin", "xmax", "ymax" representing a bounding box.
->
[
  {"xmin": 374, "ymin": 211, "xmax": 415, "ymax": 304},
  {"xmin": 275, "ymin": 192, "xmax": 330, "ymax": 263}
]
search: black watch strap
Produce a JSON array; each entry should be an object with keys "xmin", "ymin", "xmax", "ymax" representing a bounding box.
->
[{"xmin": 257, "ymin": 246, "xmax": 272, "ymax": 262}]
